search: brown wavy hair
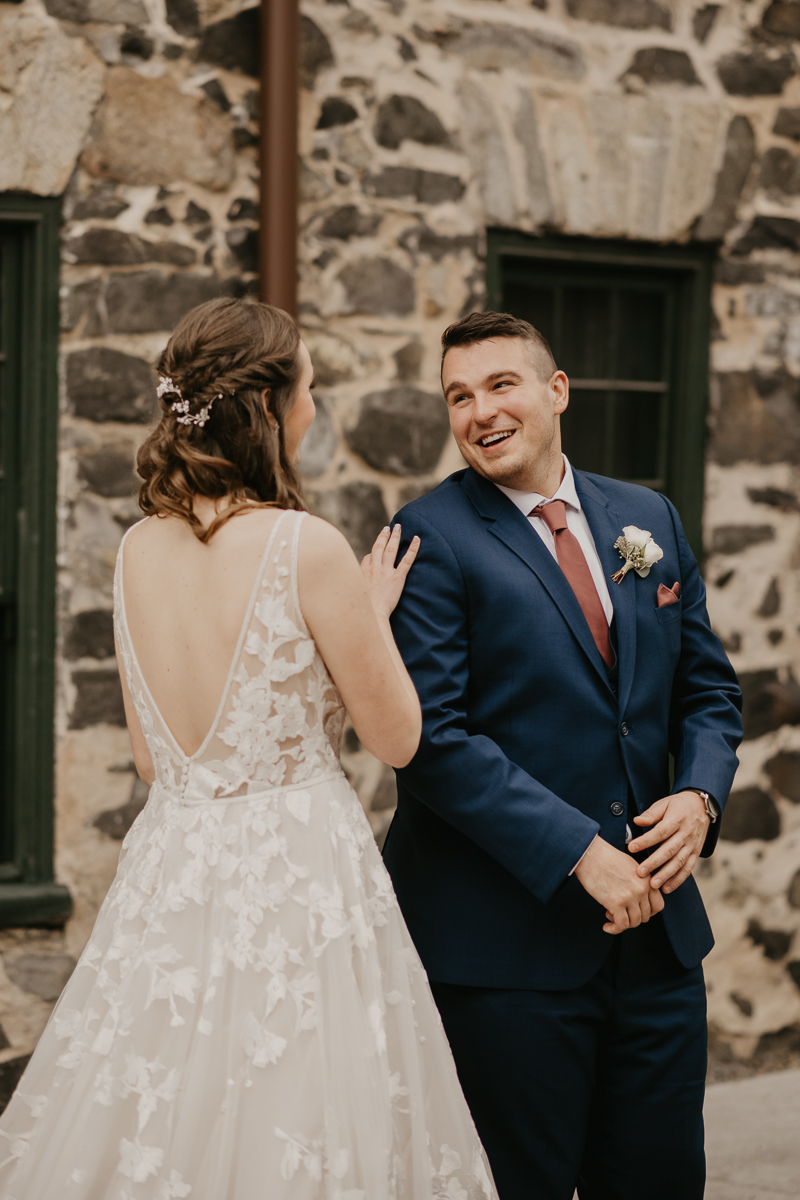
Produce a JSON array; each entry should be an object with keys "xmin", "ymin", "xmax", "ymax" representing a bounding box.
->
[
  {"xmin": 441, "ymin": 310, "xmax": 556, "ymax": 382},
  {"xmin": 137, "ymin": 297, "xmax": 306, "ymax": 542}
]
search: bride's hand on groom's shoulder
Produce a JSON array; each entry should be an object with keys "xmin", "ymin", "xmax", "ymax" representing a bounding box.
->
[
  {"xmin": 361, "ymin": 524, "xmax": 421, "ymax": 620},
  {"xmin": 628, "ymin": 791, "xmax": 711, "ymax": 897},
  {"xmin": 574, "ymin": 836, "xmax": 665, "ymax": 936}
]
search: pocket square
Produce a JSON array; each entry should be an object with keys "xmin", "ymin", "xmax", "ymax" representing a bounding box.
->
[{"xmin": 657, "ymin": 582, "xmax": 680, "ymax": 607}]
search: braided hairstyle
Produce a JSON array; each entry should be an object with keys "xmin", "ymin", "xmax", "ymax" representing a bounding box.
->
[{"xmin": 137, "ymin": 297, "xmax": 306, "ymax": 542}]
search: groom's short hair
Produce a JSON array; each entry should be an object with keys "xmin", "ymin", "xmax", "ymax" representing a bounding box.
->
[{"xmin": 441, "ymin": 311, "xmax": 557, "ymax": 383}]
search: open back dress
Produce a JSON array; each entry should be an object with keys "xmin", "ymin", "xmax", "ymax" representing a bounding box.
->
[{"xmin": 0, "ymin": 509, "xmax": 496, "ymax": 1200}]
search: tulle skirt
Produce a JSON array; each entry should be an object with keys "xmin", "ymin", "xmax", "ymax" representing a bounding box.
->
[{"xmin": 0, "ymin": 772, "xmax": 496, "ymax": 1199}]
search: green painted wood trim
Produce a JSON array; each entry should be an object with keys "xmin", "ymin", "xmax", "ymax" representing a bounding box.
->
[
  {"xmin": 485, "ymin": 229, "xmax": 716, "ymax": 561},
  {"xmin": 0, "ymin": 194, "xmax": 63, "ymax": 924},
  {"xmin": 0, "ymin": 883, "xmax": 72, "ymax": 927}
]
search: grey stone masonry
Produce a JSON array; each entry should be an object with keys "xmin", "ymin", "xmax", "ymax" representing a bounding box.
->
[{"xmin": 6, "ymin": 0, "xmax": 800, "ymax": 1080}]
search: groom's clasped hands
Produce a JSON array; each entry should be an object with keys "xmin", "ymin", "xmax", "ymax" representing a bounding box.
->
[{"xmin": 575, "ymin": 790, "xmax": 710, "ymax": 935}]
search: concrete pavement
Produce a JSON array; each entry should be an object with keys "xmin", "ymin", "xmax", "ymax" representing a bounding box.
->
[{"xmin": 705, "ymin": 1068, "xmax": 800, "ymax": 1199}]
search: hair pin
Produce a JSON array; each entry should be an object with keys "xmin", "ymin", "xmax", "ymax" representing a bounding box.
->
[{"xmin": 158, "ymin": 375, "xmax": 220, "ymax": 428}]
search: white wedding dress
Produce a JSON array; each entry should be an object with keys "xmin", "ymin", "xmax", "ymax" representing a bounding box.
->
[{"xmin": 0, "ymin": 509, "xmax": 496, "ymax": 1200}]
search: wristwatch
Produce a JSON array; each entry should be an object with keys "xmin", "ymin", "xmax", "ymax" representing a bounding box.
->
[{"xmin": 687, "ymin": 788, "xmax": 717, "ymax": 823}]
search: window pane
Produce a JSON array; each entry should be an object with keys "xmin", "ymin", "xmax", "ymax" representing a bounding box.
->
[
  {"xmin": 612, "ymin": 392, "xmax": 663, "ymax": 481},
  {"xmin": 500, "ymin": 258, "xmax": 669, "ymax": 487},
  {"xmin": 616, "ymin": 290, "xmax": 664, "ymax": 382},
  {"xmin": 560, "ymin": 288, "xmax": 611, "ymax": 379},
  {"xmin": 491, "ymin": 232, "xmax": 713, "ymax": 558},
  {"xmin": 561, "ymin": 390, "xmax": 607, "ymax": 475},
  {"xmin": 503, "ymin": 281, "xmax": 556, "ymax": 345}
]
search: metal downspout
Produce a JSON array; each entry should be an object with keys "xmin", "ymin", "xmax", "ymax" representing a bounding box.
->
[{"xmin": 259, "ymin": 0, "xmax": 299, "ymax": 315}]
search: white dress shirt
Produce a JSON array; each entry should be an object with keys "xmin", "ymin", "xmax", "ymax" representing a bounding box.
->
[{"xmin": 495, "ymin": 456, "xmax": 614, "ymax": 625}]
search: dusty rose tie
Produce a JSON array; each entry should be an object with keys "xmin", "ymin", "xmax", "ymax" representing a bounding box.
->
[{"xmin": 530, "ymin": 500, "xmax": 614, "ymax": 669}]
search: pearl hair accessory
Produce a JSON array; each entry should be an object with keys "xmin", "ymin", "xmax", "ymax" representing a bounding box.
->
[{"xmin": 157, "ymin": 375, "xmax": 221, "ymax": 428}]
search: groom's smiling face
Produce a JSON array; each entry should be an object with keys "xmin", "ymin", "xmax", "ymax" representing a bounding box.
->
[{"xmin": 442, "ymin": 336, "xmax": 569, "ymax": 494}]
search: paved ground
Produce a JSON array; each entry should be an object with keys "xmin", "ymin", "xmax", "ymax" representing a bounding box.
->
[{"xmin": 705, "ymin": 1068, "xmax": 800, "ymax": 1199}]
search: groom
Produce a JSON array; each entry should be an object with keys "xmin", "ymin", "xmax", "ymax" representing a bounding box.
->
[{"xmin": 383, "ymin": 311, "xmax": 742, "ymax": 1200}]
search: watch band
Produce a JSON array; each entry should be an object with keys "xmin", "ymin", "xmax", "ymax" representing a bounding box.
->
[{"xmin": 687, "ymin": 788, "xmax": 717, "ymax": 823}]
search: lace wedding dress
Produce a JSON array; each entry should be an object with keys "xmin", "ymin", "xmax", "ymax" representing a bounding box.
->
[{"xmin": 0, "ymin": 509, "xmax": 496, "ymax": 1200}]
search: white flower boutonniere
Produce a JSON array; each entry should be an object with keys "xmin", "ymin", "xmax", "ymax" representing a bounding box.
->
[{"xmin": 611, "ymin": 525, "xmax": 664, "ymax": 584}]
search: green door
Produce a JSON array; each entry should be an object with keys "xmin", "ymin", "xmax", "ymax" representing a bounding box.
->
[
  {"xmin": 0, "ymin": 229, "xmax": 21, "ymax": 875},
  {"xmin": 0, "ymin": 196, "xmax": 69, "ymax": 924}
]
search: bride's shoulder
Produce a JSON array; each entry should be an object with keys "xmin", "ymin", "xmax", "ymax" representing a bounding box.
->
[
  {"xmin": 120, "ymin": 514, "xmax": 159, "ymax": 557},
  {"xmin": 297, "ymin": 514, "xmax": 358, "ymax": 579}
]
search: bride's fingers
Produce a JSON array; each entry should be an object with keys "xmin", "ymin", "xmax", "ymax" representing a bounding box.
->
[
  {"xmin": 396, "ymin": 536, "xmax": 420, "ymax": 576},
  {"xmin": 369, "ymin": 524, "xmax": 419, "ymax": 577},
  {"xmin": 384, "ymin": 523, "xmax": 402, "ymax": 565},
  {"xmin": 370, "ymin": 526, "xmax": 391, "ymax": 562}
]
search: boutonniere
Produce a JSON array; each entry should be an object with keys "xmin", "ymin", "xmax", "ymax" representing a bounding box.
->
[{"xmin": 611, "ymin": 525, "xmax": 664, "ymax": 584}]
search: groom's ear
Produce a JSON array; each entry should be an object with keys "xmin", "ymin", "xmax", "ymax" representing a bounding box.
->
[{"xmin": 550, "ymin": 370, "xmax": 569, "ymax": 415}]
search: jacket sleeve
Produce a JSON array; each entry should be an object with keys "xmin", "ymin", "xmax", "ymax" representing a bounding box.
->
[
  {"xmin": 390, "ymin": 511, "xmax": 600, "ymax": 904},
  {"xmin": 663, "ymin": 497, "xmax": 743, "ymax": 856}
]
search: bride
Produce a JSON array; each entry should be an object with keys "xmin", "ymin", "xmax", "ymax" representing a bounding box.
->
[{"xmin": 0, "ymin": 298, "xmax": 496, "ymax": 1199}]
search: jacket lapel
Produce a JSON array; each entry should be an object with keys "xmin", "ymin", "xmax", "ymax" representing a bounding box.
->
[
  {"xmin": 574, "ymin": 472, "xmax": 638, "ymax": 715},
  {"xmin": 461, "ymin": 469, "xmax": 613, "ymax": 689}
]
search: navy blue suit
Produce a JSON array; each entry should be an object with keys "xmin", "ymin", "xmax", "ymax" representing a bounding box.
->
[{"xmin": 384, "ymin": 467, "xmax": 742, "ymax": 1199}]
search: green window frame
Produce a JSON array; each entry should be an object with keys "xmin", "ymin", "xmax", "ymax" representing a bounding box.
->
[
  {"xmin": 486, "ymin": 231, "xmax": 715, "ymax": 559},
  {"xmin": 0, "ymin": 194, "xmax": 70, "ymax": 925}
]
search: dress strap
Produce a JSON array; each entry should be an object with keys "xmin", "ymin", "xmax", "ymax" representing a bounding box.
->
[
  {"xmin": 113, "ymin": 517, "xmax": 150, "ymax": 670},
  {"xmin": 112, "ymin": 519, "xmax": 150, "ymax": 710},
  {"xmin": 113, "ymin": 517, "xmax": 150, "ymax": 592},
  {"xmin": 288, "ymin": 509, "xmax": 308, "ymax": 632}
]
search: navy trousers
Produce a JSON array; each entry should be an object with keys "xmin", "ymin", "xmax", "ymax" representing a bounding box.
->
[{"xmin": 430, "ymin": 916, "xmax": 707, "ymax": 1200}]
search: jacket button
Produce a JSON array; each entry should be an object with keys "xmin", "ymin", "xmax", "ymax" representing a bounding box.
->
[
  {"xmin": 620, "ymin": 721, "xmax": 629, "ymax": 736},
  {"xmin": 610, "ymin": 802, "xmax": 625, "ymax": 817}
]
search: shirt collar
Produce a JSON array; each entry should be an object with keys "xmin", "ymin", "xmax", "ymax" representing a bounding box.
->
[{"xmin": 495, "ymin": 455, "xmax": 581, "ymax": 518}]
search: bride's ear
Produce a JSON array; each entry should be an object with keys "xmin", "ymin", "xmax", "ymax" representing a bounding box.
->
[{"xmin": 260, "ymin": 387, "xmax": 278, "ymax": 431}]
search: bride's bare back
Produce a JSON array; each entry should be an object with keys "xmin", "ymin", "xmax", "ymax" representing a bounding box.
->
[
  {"xmin": 121, "ymin": 508, "xmax": 286, "ymax": 758},
  {"xmin": 118, "ymin": 504, "xmax": 422, "ymax": 782}
]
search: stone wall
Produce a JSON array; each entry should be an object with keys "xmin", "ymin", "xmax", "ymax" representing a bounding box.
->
[{"xmin": 4, "ymin": 0, "xmax": 800, "ymax": 1085}]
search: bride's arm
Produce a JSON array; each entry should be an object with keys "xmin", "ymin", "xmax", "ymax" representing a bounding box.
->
[
  {"xmin": 297, "ymin": 517, "xmax": 422, "ymax": 769},
  {"xmin": 115, "ymin": 637, "xmax": 156, "ymax": 785}
]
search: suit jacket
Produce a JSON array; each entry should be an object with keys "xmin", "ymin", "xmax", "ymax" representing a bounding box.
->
[{"xmin": 383, "ymin": 467, "xmax": 743, "ymax": 991}]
